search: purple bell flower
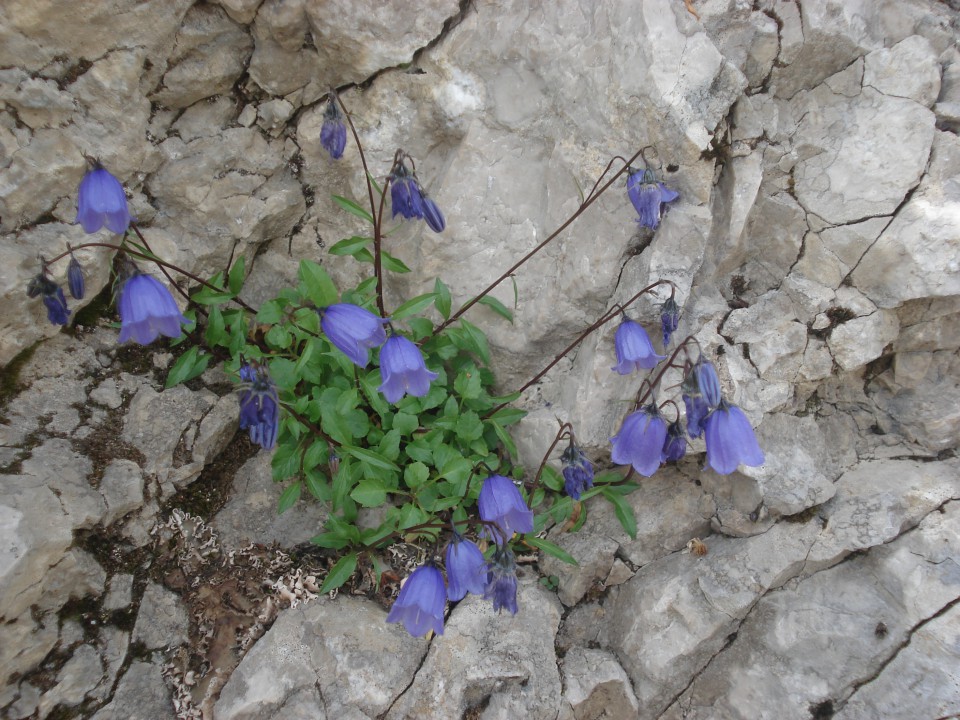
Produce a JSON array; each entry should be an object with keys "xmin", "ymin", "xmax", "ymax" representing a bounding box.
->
[
  {"xmin": 67, "ymin": 254, "xmax": 85, "ymax": 300},
  {"xmin": 386, "ymin": 564, "xmax": 446, "ymax": 637},
  {"xmin": 445, "ymin": 535, "xmax": 487, "ymax": 601},
  {"xmin": 390, "ymin": 162, "xmax": 425, "ymax": 220},
  {"xmin": 28, "ymin": 273, "xmax": 70, "ymax": 326},
  {"xmin": 610, "ymin": 404, "xmax": 668, "ymax": 477},
  {"xmin": 238, "ymin": 363, "xmax": 280, "ymax": 450},
  {"xmin": 116, "ymin": 273, "xmax": 189, "ymax": 345},
  {"xmin": 484, "ymin": 546, "xmax": 519, "ymax": 615},
  {"xmin": 683, "ymin": 393, "xmax": 710, "ymax": 439},
  {"xmin": 627, "ymin": 168, "xmax": 679, "ymax": 230},
  {"xmin": 319, "ymin": 303, "xmax": 388, "ymax": 368},
  {"xmin": 478, "ymin": 475, "xmax": 534, "ymax": 543},
  {"xmin": 75, "ymin": 165, "xmax": 132, "ymax": 235},
  {"xmin": 695, "ymin": 360, "xmax": 722, "ymax": 409},
  {"xmin": 703, "ymin": 400, "xmax": 765, "ymax": 475},
  {"xmin": 421, "ymin": 195, "xmax": 445, "ymax": 233},
  {"xmin": 612, "ymin": 318, "xmax": 665, "ymax": 374},
  {"xmin": 660, "ymin": 297, "xmax": 679, "ymax": 347},
  {"xmin": 320, "ymin": 101, "xmax": 347, "ymax": 160},
  {"xmin": 661, "ymin": 420, "xmax": 687, "ymax": 463},
  {"xmin": 561, "ymin": 444, "xmax": 594, "ymax": 500},
  {"xmin": 378, "ymin": 334, "xmax": 438, "ymax": 403}
]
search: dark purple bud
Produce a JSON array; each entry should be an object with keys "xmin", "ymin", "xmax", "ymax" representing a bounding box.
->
[
  {"xmin": 484, "ymin": 546, "xmax": 518, "ymax": 614},
  {"xmin": 626, "ymin": 167, "xmax": 679, "ymax": 230},
  {"xmin": 238, "ymin": 363, "xmax": 280, "ymax": 450},
  {"xmin": 561, "ymin": 444, "xmax": 594, "ymax": 500},
  {"xmin": 320, "ymin": 101, "xmax": 347, "ymax": 160},
  {"xmin": 67, "ymin": 254, "xmax": 85, "ymax": 300},
  {"xmin": 389, "ymin": 162, "xmax": 425, "ymax": 220},
  {"xmin": 422, "ymin": 195, "xmax": 445, "ymax": 233},
  {"xmin": 683, "ymin": 393, "xmax": 709, "ymax": 439},
  {"xmin": 660, "ymin": 296, "xmax": 679, "ymax": 347},
  {"xmin": 661, "ymin": 420, "xmax": 687, "ymax": 463}
]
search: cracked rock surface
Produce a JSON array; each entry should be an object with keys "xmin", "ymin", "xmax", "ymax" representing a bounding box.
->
[{"xmin": 2, "ymin": 0, "xmax": 959, "ymax": 718}]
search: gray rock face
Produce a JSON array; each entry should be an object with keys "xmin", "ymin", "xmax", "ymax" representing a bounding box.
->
[
  {"xmin": 133, "ymin": 582, "xmax": 191, "ymax": 650},
  {"xmin": 90, "ymin": 661, "xmax": 175, "ymax": 720},
  {"xmin": 215, "ymin": 596, "xmax": 429, "ymax": 719}
]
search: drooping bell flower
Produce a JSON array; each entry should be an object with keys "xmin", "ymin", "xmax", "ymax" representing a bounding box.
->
[
  {"xmin": 660, "ymin": 296, "xmax": 680, "ymax": 347},
  {"xmin": 611, "ymin": 318, "xmax": 665, "ymax": 374},
  {"xmin": 116, "ymin": 272, "xmax": 189, "ymax": 345},
  {"xmin": 75, "ymin": 164, "xmax": 132, "ymax": 235},
  {"xmin": 386, "ymin": 564, "xmax": 446, "ymax": 637},
  {"xmin": 238, "ymin": 363, "xmax": 280, "ymax": 450},
  {"xmin": 478, "ymin": 475, "xmax": 534, "ymax": 543},
  {"xmin": 610, "ymin": 404, "xmax": 668, "ymax": 477},
  {"xmin": 27, "ymin": 273, "xmax": 70, "ymax": 326},
  {"xmin": 484, "ymin": 545, "xmax": 519, "ymax": 615},
  {"xmin": 561, "ymin": 443, "xmax": 594, "ymax": 500},
  {"xmin": 703, "ymin": 400, "xmax": 765, "ymax": 475},
  {"xmin": 695, "ymin": 360, "xmax": 722, "ymax": 409},
  {"xmin": 320, "ymin": 100, "xmax": 347, "ymax": 160},
  {"xmin": 389, "ymin": 161, "xmax": 425, "ymax": 220},
  {"xmin": 67, "ymin": 253, "xmax": 85, "ymax": 300},
  {"xmin": 445, "ymin": 535, "xmax": 487, "ymax": 601},
  {"xmin": 683, "ymin": 393, "xmax": 710, "ymax": 439},
  {"xmin": 421, "ymin": 195, "xmax": 445, "ymax": 233},
  {"xmin": 627, "ymin": 167, "xmax": 679, "ymax": 230},
  {"xmin": 378, "ymin": 334, "xmax": 438, "ymax": 403},
  {"xmin": 319, "ymin": 303, "xmax": 388, "ymax": 368},
  {"xmin": 661, "ymin": 420, "xmax": 687, "ymax": 463}
]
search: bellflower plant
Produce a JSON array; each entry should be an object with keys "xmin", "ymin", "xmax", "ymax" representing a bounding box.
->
[
  {"xmin": 661, "ymin": 420, "xmax": 687, "ymax": 463},
  {"xmin": 683, "ymin": 393, "xmax": 710, "ymax": 439},
  {"xmin": 421, "ymin": 195, "xmax": 445, "ymax": 233},
  {"xmin": 484, "ymin": 546, "xmax": 519, "ymax": 615},
  {"xmin": 378, "ymin": 334, "xmax": 439, "ymax": 403},
  {"xmin": 389, "ymin": 161, "xmax": 425, "ymax": 220},
  {"xmin": 610, "ymin": 404, "xmax": 668, "ymax": 477},
  {"xmin": 385, "ymin": 564, "xmax": 446, "ymax": 637},
  {"xmin": 478, "ymin": 475, "xmax": 534, "ymax": 542},
  {"xmin": 75, "ymin": 164, "xmax": 132, "ymax": 235},
  {"xmin": 28, "ymin": 273, "xmax": 70, "ymax": 326},
  {"xmin": 627, "ymin": 167, "xmax": 679, "ymax": 229},
  {"xmin": 320, "ymin": 101, "xmax": 347, "ymax": 160},
  {"xmin": 703, "ymin": 400, "xmax": 765, "ymax": 474},
  {"xmin": 612, "ymin": 318, "xmax": 665, "ymax": 374},
  {"xmin": 561, "ymin": 443, "xmax": 594, "ymax": 500},
  {"xmin": 445, "ymin": 535, "xmax": 487, "ymax": 601},
  {"xmin": 116, "ymin": 272, "xmax": 190, "ymax": 345},
  {"xmin": 696, "ymin": 360, "xmax": 722, "ymax": 409},
  {"xmin": 67, "ymin": 253, "xmax": 85, "ymax": 300},
  {"xmin": 660, "ymin": 296, "xmax": 679, "ymax": 347},
  {"xmin": 319, "ymin": 303, "xmax": 388, "ymax": 367},
  {"xmin": 238, "ymin": 363, "xmax": 280, "ymax": 450}
]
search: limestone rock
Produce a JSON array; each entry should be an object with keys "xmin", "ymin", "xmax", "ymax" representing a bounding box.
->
[
  {"xmin": 90, "ymin": 661, "xmax": 175, "ymax": 720},
  {"xmin": 100, "ymin": 459, "xmax": 145, "ymax": 525},
  {"xmin": 37, "ymin": 644, "xmax": 104, "ymax": 716},
  {"xmin": 215, "ymin": 596, "xmax": 428, "ymax": 719},
  {"xmin": 386, "ymin": 581, "xmax": 562, "ymax": 720},
  {"xmin": 539, "ymin": 525, "xmax": 618, "ymax": 607},
  {"xmin": 863, "ymin": 35, "xmax": 941, "ymax": 107},
  {"xmin": 561, "ymin": 647, "xmax": 640, "ymax": 720},
  {"xmin": 133, "ymin": 582, "xmax": 190, "ymax": 649}
]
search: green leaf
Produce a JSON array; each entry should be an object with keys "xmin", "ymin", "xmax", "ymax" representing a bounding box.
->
[
  {"xmin": 439, "ymin": 456, "xmax": 473, "ymax": 496},
  {"xmin": 165, "ymin": 347, "xmax": 210, "ymax": 389},
  {"xmin": 408, "ymin": 317, "xmax": 434, "ymax": 341},
  {"xmin": 434, "ymin": 278, "xmax": 451, "ymax": 319},
  {"xmin": 488, "ymin": 420, "xmax": 518, "ymax": 460},
  {"xmin": 459, "ymin": 319, "xmax": 490, "ymax": 364},
  {"xmin": 524, "ymin": 535, "xmax": 578, "ymax": 566},
  {"xmin": 277, "ymin": 482, "xmax": 302, "ymax": 514},
  {"xmin": 602, "ymin": 488, "xmax": 637, "ymax": 540},
  {"xmin": 228, "ymin": 256, "xmax": 246, "ymax": 294},
  {"xmin": 351, "ymin": 479, "xmax": 387, "ymax": 507},
  {"xmin": 404, "ymin": 462, "xmax": 430, "ymax": 490},
  {"xmin": 391, "ymin": 293, "xmax": 438, "ymax": 320},
  {"xmin": 594, "ymin": 470, "xmax": 625, "ymax": 484},
  {"xmin": 257, "ymin": 298, "xmax": 286, "ymax": 324},
  {"xmin": 191, "ymin": 286, "xmax": 235, "ymax": 305},
  {"xmin": 265, "ymin": 324, "xmax": 292, "ymax": 350},
  {"xmin": 298, "ymin": 260, "xmax": 338, "ymax": 307},
  {"xmin": 271, "ymin": 443, "xmax": 302, "ymax": 482},
  {"xmin": 304, "ymin": 470, "xmax": 329, "ymax": 501},
  {"xmin": 320, "ymin": 553, "xmax": 358, "ymax": 593},
  {"xmin": 392, "ymin": 412, "xmax": 419, "ymax": 436},
  {"xmin": 204, "ymin": 305, "xmax": 225, "ymax": 346},
  {"xmin": 397, "ymin": 503, "xmax": 430, "ymax": 531},
  {"xmin": 453, "ymin": 368, "xmax": 482, "ymax": 400},
  {"xmin": 477, "ymin": 295, "xmax": 514, "ymax": 322},
  {"xmin": 488, "ymin": 407, "xmax": 526, "ymax": 426},
  {"xmin": 381, "ymin": 251, "xmax": 411, "ymax": 273},
  {"xmin": 332, "ymin": 195, "xmax": 374, "ymax": 224},
  {"xmin": 541, "ymin": 465, "xmax": 564, "ymax": 492},
  {"xmin": 341, "ymin": 445, "xmax": 400, "ymax": 472},
  {"xmin": 329, "ymin": 236, "xmax": 373, "ymax": 257},
  {"xmin": 455, "ymin": 410, "xmax": 484, "ymax": 443}
]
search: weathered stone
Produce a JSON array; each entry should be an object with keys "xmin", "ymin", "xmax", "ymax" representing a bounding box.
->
[
  {"xmin": 601, "ymin": 519, "xmax": 822, "ymax": 717},
  {"xmin": 103, "ymin": 573, "xmax": 134, "ymax": 611},
  {"xmin": 211, "ymin": 452, "xmax": 329, "ymax": 549},
  {"xmin": 37, "ymin": 644, "xmax": 104, "ymax": 716},
  {"xmin": 864, "ymin": 35, "xmax": 941, "ymax": 107},
  {"xmin": 386, "ymin": 581, "xmax": 562, "ymax": 720},
  {"xmin": 804, "ymin": 458, "xmax": 960, "ymax": 574},
  {"xmin": 192, "ymin": 394, "xmax": 241, "ymax": 466},
  {"xmin": 562, "ymin": 647, "xmax": 640, "ymax": 720},
  {"xmin": 151, "ymin": 4, "xmax": 253, "ymax": 109},
  {"xmin": 215, "ymin": 596, "xmax": 428, "ymax": 719},
  {"xmin": 133, "ymin": 582, "xmax": 190, "ymax": 650},
  {"xmin": 90, "ymin": 661, "xmax": 175, "ymax": 720},
  {"xmin": 100, "ymin": 459, "xmax": 145, "ymax": 526},
  {"xmin": 540, "ymin": 526, "xmax": 618, "ymax": 607}
]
